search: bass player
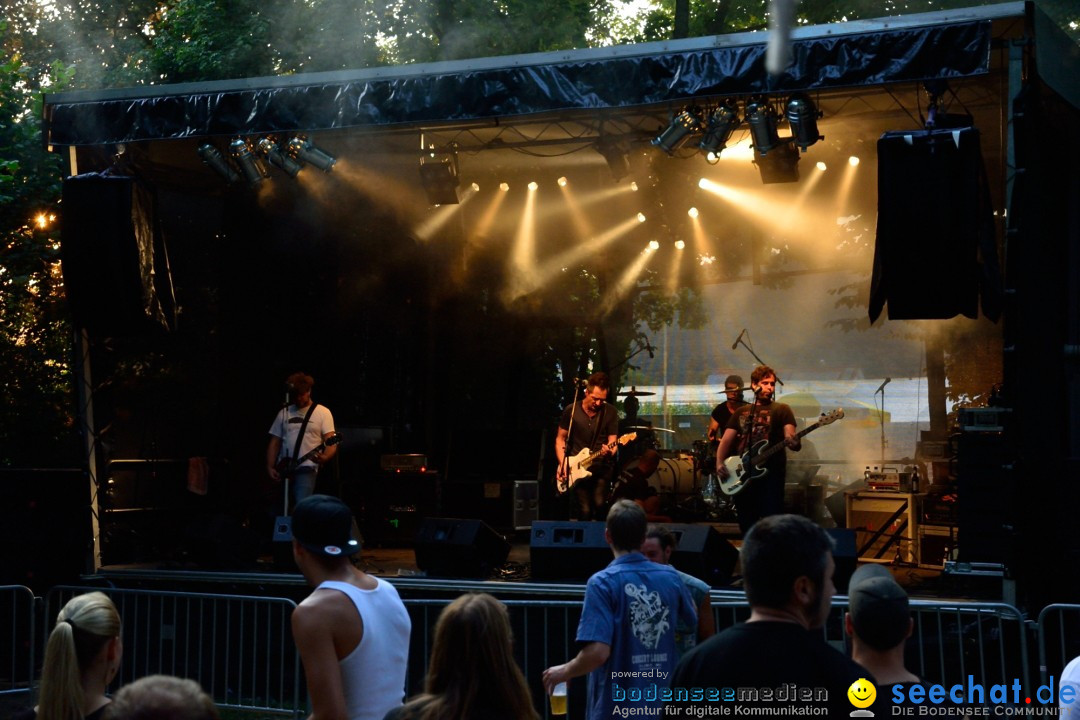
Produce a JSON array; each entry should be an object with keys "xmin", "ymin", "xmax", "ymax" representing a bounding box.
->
[
  {"xmin": 555, "ymin": 371, "xmax": 618, "ymax": 521},
  {"xmin": 267, "ymin": 372, "xmax": 338, "ymax": 506},
  {"xmin": 716, "ymin": 365, "xmax": 800, "ymax": 535}
]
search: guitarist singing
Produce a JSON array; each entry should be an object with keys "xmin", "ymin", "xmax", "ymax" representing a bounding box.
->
[
  {"xmin": 556, "ymin": 371, "xmax": 618, "ymax": 521},
  {"xmin": 716, "ymin": 365, "xmax": 800, "ymax": 535},
  {"xmin": 267, "ymin": 372, "xmax": 337, "ymax": 505}
]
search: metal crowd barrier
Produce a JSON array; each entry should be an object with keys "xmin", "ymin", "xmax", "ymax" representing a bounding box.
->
[
  {"xmin": 712, "ymin": 595, "xmax": 1032, "ymax": 696},
  {"xmin": 1037, "ymin": 603, "xmax": 1080, "ymax": 688},
  {"xmin": 4, "ymin": 584, "xmax": 1031, "ymax": 718},
  {"xmin": 45, "ymin": 586, "xmax": 302, "ymax": 717},
  {"xmin": 0, "ymin": 586, "xmax": 35, "ymax": 700}
]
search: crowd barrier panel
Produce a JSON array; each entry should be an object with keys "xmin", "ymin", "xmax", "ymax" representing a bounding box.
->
[
  {"xmin": 10, "ymin": 585, "xmax": 1032, "ymax": 718},
  {"xmin": 44, "ymin": 586, "xmax": 302, "ymax": 717},
  {"xmin": 1037, "ymin": 603, "xmax": 1080, "ymax": 690},
  {"xmin": 0, "ymin": 586, "xmax": 35, "ymax": 701},
  {"xmin": 712, "ymin": 595, "xmax": 1032, "ymax": 696}
]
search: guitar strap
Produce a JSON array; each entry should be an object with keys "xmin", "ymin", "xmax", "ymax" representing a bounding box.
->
[{"xmin": 290, "ymin": 402, "xmax": 320, "ymax": 466}]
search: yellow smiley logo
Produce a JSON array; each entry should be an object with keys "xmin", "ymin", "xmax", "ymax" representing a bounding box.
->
[{"xmin": 847, "ymin": 678, "xmax": 877, "ymax": 709}]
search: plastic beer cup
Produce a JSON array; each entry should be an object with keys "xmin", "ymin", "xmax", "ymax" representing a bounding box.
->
[{"xmin": 549, "ymin": 681, "xmax": 567, "ymax": 715}]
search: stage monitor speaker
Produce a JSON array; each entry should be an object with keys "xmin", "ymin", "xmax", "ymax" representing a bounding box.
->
[
  {"xmin": 415, "ymin": 518, "xmax": 510, "ymax": 579},
  {"xmin": 663, "ymin": 523, "xmax": 739, "ymax": 587},
  {"xmin": 530, "ymin": 521, "xmax": 611, "ymax": 581},
  {"xmin": 827, "ymin": 528, "xmax": 857, "ymax": 593}
]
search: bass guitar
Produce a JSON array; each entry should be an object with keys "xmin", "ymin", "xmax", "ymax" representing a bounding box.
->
[
  {"xmin": 556, "ymin": 433, "xmax": 637, "ymax": 495},
  {"xmin": 719, "ymin": 409, "xmax": 843, "ymax": 496},
  {"xmin": 275, "ymin": 431, "xmax": 342, "ymax": 480}
]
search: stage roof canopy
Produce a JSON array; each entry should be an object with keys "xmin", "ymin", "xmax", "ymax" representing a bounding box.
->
[{"xmin": 44, "ymin": 3, "xmax": 1037, "ymax": 151}]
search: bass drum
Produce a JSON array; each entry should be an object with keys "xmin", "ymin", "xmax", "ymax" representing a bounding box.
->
[{"xmin": 647, "ymin": 454, "xmax": 697, "ymax": 496}]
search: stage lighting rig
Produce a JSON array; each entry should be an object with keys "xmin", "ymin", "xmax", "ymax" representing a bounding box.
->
[
  {"xmin": 229, "ymin": 137, "xmax": 267, "ymax": 186},
  {"xmin": 420, "ymin": 147, "xmax": 461, "ymax": 205},
  {"xmin": 256, "ymin": 136, "xmax": 303, "ymax": 178},
  {"xmin": 652, "ymin": 107, "xmax": 705, "ymax": 155},
  {"xmin": 785, "ymin": 93, "xmax": 823, "ymax": 151},
  {"xmin": 745, "ymin": 98, "xmax": 783, "ymax": 155},
  {"xmin": 287, "ymin": 135, "xmax": 336, "ymax": 172},
  {"xmin": 698, "ymin": 100, "xmax": 741, "ymax": 163},
  {"xmin": 198, "ymin": 143, "xmax": 240, "ymax": 184}
]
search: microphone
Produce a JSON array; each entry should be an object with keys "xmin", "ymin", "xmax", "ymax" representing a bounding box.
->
[
  {"xmin": 285, "ymin": 381, "xmax": 295, "ymax": 391},
  {"xmin": 875, "ymin": 377, "xmax": 892, "ymax": 394},
  {"xmin": 645, "ymin": 340, "xmax": 655, "ymax": 359},
  {"xmin": 731, "ymin": 328, "xmax": 746, "ymax": 351}
]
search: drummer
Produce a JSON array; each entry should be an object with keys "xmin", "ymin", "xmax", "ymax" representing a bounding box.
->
[
  {"xmin": 618, "ymin": 388, "xmax": 657, "ymax": 466},
  {"xmin": 707, "ymin": 375, "xmax": 748, "ymax": 447}
]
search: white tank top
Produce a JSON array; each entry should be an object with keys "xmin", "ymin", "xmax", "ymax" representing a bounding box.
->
[{"xmin": 316, "ymin": 578, "xmax": 412, "ymax": 720}]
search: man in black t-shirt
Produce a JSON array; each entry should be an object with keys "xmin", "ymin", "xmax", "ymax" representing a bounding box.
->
[
  {"xmin": 707, "ymin": 374, "xmax": 748, "ymax": 445},
  {"xmin": 716, "ymin": 365, "xmax": 800, "ymax": 535},
  {"xmin": 556, "ymin": 371, "xmax": 619, "ymax": 520},
  {"xmin": 669, "ymin": 515, "xmax": 869, "ymax": 718}
]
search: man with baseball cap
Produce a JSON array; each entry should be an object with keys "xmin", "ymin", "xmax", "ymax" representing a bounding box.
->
[
  {"xmin": 846, "ymin": 563, "xmax": 924, "ymax": 715},
  {"xmin": 290, "ymin": 495, "xmax": 411, "ymax": 720}
]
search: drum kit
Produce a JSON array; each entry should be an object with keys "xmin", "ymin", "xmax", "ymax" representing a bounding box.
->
[{"xmin": 616, "ymin": 389, "xmax": 735, "ymax": 521}]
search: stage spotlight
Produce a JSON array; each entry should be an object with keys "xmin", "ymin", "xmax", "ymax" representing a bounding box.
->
[
  {"xmin": 557, "ymin": 176, "xmax": 568, "ymax": 187},
  {"xmin": 786, "ymin": 93, "xmax": 823, "ymax": 151},
  {"xmin": 287, "ymin": 135, "xmax": 336, "ymax": 172},
  {"xmin": 637, "ymin": 213, "xmax": 647, "ymax": 223},
  {"xmin": 816, "ymin": 161, "xmax": 827, "ymax": 171},
  {"xmin": 699, "ymin": 100, "xmax": 740, "ymax": 163},
  {"xmin": 471, "ymin": 182, "xmax": 480, "ymax": 192},
  {"xmin": 630, "ymin": 182, "xmax": 639, "ymax": 192},
  {"xmin": 528, "ymin": 181, "xmax": 539, "ymax": 191},
  {"xmin": 648, "ymin": 240, "xmax": 661, "ymax": 250},
  {"xmin": 420, "ymin": 154, "xmax": 460, "ymax": 205},
  {"xmin": 745, "ymin": 99, "xmax": 782, "ymax": 155},
  {"xmin": 652, "ymin": 107, "xmax": 704, "ymax": 155},
  {"xmin": 753, "ymin": 142, "xmax": 801, "ymax": 184},
  {"xmin": 849, "ymin": 156, "xmax": 860, "ymax": 166},
  {"xmin": 595, "ymin": 139, "xmax": 631, "ymax": 181},
  {"xmin": 229, "ymin": 138, "xmax": 266, "ymax": 186},
  {"xmin": 500, "ymin": 182, "xmax": 510, "ymax": 192},
  {"xmin": 257, "ymin": 137, "xmax": 303, "ymax": 178},
  {"xmin": 674, "ymin": 239, "xmax": 686, "ymax": 250},
  {"xmin": 198, "ymin": 143, "xmax": 240, "ymax": 184},
  {"xmin": 687, "ymin": 207, "xmax": 699, "ymax": 218}
]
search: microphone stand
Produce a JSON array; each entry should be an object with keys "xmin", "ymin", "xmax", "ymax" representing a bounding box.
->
[
  {"xmin": 606, "ymin": 341, "xmax": 650, "ymax": 376},
  {"xmin": 876, "ymin": 382, "xmax": 888, "ymax": 469},
  {"xmin": 561, "ymin": 379, "xmax": 583, "ymax": 491},
  {"xmin": 732, "ymin": 335, "xmax": 784, "ymax": 386}
]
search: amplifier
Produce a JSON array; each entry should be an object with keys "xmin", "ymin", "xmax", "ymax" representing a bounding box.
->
[
  {"xmin": 957, "ymin": 407, "xmax": 1010, "ymax": 432},
  {"xmin": 380, "ymin": 454, "xmax": 428, "ymax": 472}
]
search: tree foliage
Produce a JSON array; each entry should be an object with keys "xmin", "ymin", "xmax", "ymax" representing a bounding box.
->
[{"xmin": 0, "ymin": 23, "xmax": 78, "ymax": 465}]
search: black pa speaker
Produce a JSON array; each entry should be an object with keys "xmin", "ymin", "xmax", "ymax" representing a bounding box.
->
[
  {"xmin": 827, "ymin": 528, "xmax": 858, "ymax": 593},
  {"xmin": 663, "ymin": 523, "xmax": 739, "ymax": 587},
  {"xmin": 414, "ymin": 518, "xmax": 510, "ymax": 579},
  {"xmin": 60, "ymin": 174, "xmax": 172, "ymax": 336},
  {"xmin": 529, "ymin": 521, "xmax": 611, "ymax": 581}
]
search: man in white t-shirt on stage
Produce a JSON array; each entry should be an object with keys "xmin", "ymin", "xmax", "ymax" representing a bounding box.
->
[{"xmin": 267, "ymin": 372, "xmax": 337, "ymax": 505}]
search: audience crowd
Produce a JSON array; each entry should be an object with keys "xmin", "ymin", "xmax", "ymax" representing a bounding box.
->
[{"xmin": 10, "ymin": 503, "xmax": 979, "ymax": 720}]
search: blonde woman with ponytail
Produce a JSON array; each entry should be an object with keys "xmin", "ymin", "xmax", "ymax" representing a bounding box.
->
[{"xmin": 14, "ymin": 592, "xmax": 122, "ymax": 720}]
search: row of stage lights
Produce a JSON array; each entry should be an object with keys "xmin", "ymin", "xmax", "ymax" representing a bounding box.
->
[
  {"xmin": 652, "ymin": 93, "xmax": 823, "ymax": 182},
  {"xmin": 198, "ymin": 135, "xmax": 337, "ymax": 186}
]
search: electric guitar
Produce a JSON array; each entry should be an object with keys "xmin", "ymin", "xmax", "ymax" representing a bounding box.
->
[
  {"xmin": 719, "ymin": 409, "xmax": 843, "ymax": 496},
  {"xmin": 275, "ymin": 432, "xmax": 342, "ymax": 480},
  {"xmin": 556, "ymin": 433, "xmax": 637, "ymax": 495}
]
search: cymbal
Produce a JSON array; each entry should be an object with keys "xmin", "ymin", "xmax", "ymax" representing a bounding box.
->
[
  {"xmin": 619, "ymin": 389, "xmax": 656, "ymax": 396},
  {"xmin": 626, "ymin": 425, "xmax": 675, "ymax": 433}
]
